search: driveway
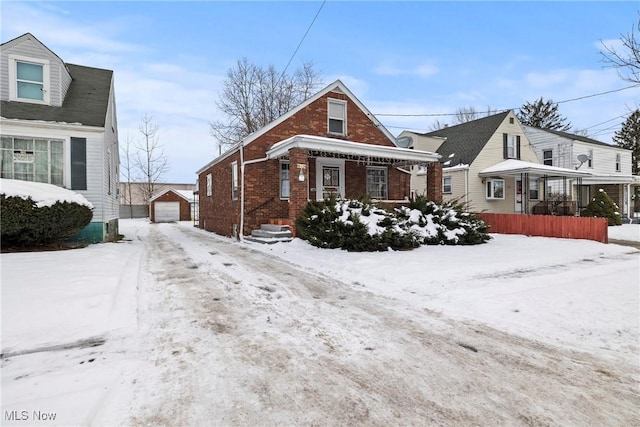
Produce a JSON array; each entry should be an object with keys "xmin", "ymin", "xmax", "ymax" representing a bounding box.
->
[{"xmin": 121, "ymin": 223, "xmax": 639, "ymax": 426}]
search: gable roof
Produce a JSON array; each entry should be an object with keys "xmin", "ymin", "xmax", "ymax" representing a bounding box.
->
[
  {"xmin": 524, "ymin": 127, "xmax": 615, "ymax": 148},
  {"xmin": 418, "ymin": 111, "xmax": 511, "ymax": 165},
  {"xmin": 197, "ymin": 79, "xmax": 398, "ymax": 174},
  {"xmin": 0, "ymin": 64, "xmax": 113, "ymax": 127},
  {"xmin": 0, "ymin": 33, "xmax": 66, "ymax": 66},
  {"xmin": 150, "ymin": 188, "xmax": 193, "ymax": 203}
]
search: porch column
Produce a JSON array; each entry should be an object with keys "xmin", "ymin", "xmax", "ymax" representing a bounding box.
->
[
  {"xmin": 288, "ymin": 147, "xmax": 309, "ymax": 237},
  {"xmin": 426, "ymin": 162, "xmax": 443, "ymax": 203}
]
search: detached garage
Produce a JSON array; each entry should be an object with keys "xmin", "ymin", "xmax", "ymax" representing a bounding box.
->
[{"xmin": 150, "ymin": 189, "xmax": 192, "ymax": 223}]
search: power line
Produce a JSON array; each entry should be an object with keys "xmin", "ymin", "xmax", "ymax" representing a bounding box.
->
[
  {"xmin": 374, "ymin": 84, "xmax": 640, "ymax": 117},
  {"xmin": 277, "ymin": 0, "xmax": 326, "ymax": 85}
]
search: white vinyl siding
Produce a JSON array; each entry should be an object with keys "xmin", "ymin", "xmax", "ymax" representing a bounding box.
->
[{"xmin": 1, "ymin": 36, "xmax": 71, "ymax": 106}]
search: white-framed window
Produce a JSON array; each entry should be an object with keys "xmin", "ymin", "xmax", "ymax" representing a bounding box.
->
[
  {"xmin": 367, "ymin": 166, "xmax": 388, "ymax": 200},
  {"xmin": 9, "ymin": 55, "xmax": 50, "ymax": 104},
  {"xmin": 442, "ymin": 176, "xmax": 452, "ymax": 194},
  {"xmin": 616, "ymin": 153, "xmax": 621, "ymax": 172},
  {"xmin": 543, "ymin": 149, "xmax": 553, "ymax": 166},
  {"xmin": 0, "ymin": 136, "xmax": 64, "ymax": 185},
  {"xmin": 366, "ymin": 167, "xmax": 387, "ymax": 199},
  {"xmin": 206, "ymin": 173, "xmax": 212, "ymax": 196},
  {"xmin": 328, "ymin": 99, "xmax": 347, "ymax": 135},
  {"xmin": 486, "ymin": 179, "xmax": 505, "ymax": 200},
  {"xmin": 587, "ymin": 149, "xmax": 593, "ymax": 168},
  {"xmin": 503, "ymin": 134, "xmax": 520, "ymax": 159},
  {"xmin": 529, "ymin": 179, "xmax": 539, "ymax": 200},
  {"xmin": 231, "ymin": 161, "xmax": 238, "ymax": 200},
  {"xmin": 280, "ymin": 161, "xmax": 290, "ymax": 199}
]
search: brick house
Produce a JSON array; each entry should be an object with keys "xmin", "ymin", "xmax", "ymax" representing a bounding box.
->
[{"xmin": 196, "ymin": 80, "xmax": 441, "ymax": 238}]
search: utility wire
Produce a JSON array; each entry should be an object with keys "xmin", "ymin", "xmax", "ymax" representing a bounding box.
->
[
  {"xmin": 374, "ymin": 84, "xmax": 639, "ymax": 117},
  {"xmin": 276, "ymin": 0, "xmax": 326, "ymax": 85}
]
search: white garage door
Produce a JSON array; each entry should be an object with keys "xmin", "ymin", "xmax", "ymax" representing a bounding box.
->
[{"xmin": 155, "ymin": 201, "xmax": 180, "ymax": 223}]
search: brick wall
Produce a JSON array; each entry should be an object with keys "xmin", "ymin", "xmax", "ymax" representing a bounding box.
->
[{"xmin": 426, "ymin": 162, "xmax": 443, "ymax": 203}]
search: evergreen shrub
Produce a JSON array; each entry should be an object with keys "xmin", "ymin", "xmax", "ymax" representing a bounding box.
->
[
  {"xmin": 295, "ymin": 195, "xmax": 490, "ymax": 252},
  {"xmin": 1, "ymin": 195, "xmax": 93, "ymax": 247},
  {"xmin": 580, "ymin": 189, "xmax": 622, "ymax": 226}
]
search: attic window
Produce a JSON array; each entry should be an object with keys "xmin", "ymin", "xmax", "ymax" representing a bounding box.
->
[
  {"xmin": 328, "ymin": 99, "xmax": 347, "ymax": 136},
  {"xmin": 8, "ymin": 55, "xmax": 50, "ymax": 104}
]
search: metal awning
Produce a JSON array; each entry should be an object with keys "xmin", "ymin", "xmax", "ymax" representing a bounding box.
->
[
  {"xmin": 479, "ymin": 159, "xmax": 592, "ymax": 179},
  {"xmin": 266, "ymin": 134, "xmax": 441, "ymax": 167}
]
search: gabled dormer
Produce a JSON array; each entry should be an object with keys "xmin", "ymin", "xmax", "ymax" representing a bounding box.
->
[{"xmin": 1, "ymin": 33, "xmax": 72, "ymax": 107}]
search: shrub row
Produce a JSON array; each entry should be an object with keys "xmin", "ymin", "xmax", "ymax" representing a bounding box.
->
[
  {"xmin": 1, "ymin": 195, "xmax": 93, "ymax": 247},
  {"xmin": 295, "ymin": 196, "xmax": 490, "ymax": 252}
]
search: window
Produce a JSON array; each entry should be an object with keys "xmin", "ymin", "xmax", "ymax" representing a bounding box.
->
[
  {"xmin": 616, "ymin": 153, "xmax": 621, "ymax": 172},
  {"xmin": 503, "ymin": 134, "xmax": 520, "ymax": 159},
  {"xmin": 0, "ymin": 136, "xmax": 64, "ymax": 186},
  {"xmin": 231, "ymin": 161, "xmax": 238, "ymax": 200},
  {"xmin": 442, "ymin": 176, "xmax": 452, "ymax": 194},
  {"xmin": 543, "ymin": 149, "xmax": 553, "ymax": 166},
  {"xmin": 366, "ymin": 167, "xmax": 387, "ymax": 199},
  {"xmin": 328, "ymin": 99, "xmax": 347, "ymax": 135},
  {"xmin": 486, "ymin": 179, "xmax": 505, "ymax": 199},
  {"xmin": 9, "ymin": 55, "xmax": 50, "ymax": 104},
  {"xmin": 206, "ymin": 174, "xmax": 212, "ymax": 196},
  {"xmin": 587, "ymin": 149, "xmax": 593, "ymax": 168},
  {"xmin": 280, "ymin": 161, "xmax": 290, "ymax": 199},
  {"xmin": 529, "ymin": 179, "xmax": 539, "ymax": 200}
]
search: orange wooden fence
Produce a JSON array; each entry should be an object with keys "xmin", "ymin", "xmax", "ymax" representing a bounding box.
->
[{"xmin": 476, "ymin": 213, "xmax": 608, "ymax": 243}]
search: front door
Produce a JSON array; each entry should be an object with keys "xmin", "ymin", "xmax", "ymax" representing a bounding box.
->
[{"xmin": 315, "ymin": 158, "xmax": 345, "ymax": 200}]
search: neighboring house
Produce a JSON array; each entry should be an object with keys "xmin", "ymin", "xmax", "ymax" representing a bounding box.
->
[
  {"xmin": 400, "ymin": 111, "xmax": 589, "ymax": 214},
  {"xmin": 149, "ymin": 188, "xmax": 194, "ymax": 223},
  {"xmin": 0, "ymin": 33, "xmax": 119, "ymax": 242},
  {"xmin": 196, "ymin": 80, "xmax": 441, "ymax": 238},
  {"xmin": 119, "ymin": 182, "xmax": 195, "ymax": 218},
  {"xmin": 523, "ymin": 126, "xmax": 638, "ymax": 219}
]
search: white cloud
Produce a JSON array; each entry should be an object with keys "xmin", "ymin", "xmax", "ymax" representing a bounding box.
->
[{"xmin": 374, "ymin": 62, "xmax": 438, "ymax": 78}]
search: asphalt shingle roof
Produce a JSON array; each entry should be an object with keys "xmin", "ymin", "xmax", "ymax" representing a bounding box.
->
[
  {"xmin": 419, "ymin": 111, "xmax": 510, "ymax": 165},
  {"xmin": 529, "ymin": 127, "xmax": 614, "ymax": 148},
  {"xmin": 0, "ymin": 64, "xmax": 112, "ymax": 128}
]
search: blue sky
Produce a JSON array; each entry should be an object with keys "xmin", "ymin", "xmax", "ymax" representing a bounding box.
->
[{"xmin": 2, "ymin": 1, "xmax": 638, "ymax": 183}]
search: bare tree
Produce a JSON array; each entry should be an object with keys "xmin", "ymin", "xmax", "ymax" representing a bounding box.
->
[
  {"xmin": 428, "ymin": 119, "xmax": 449, "ymax": 131},
  {"xmin": 135, "ymin": 114, "xmax": 169, "ymax": 206},
  {"xmin": 601, "ymin": 17, "xmax": 640, "ymax": 84},
  {"xmin": 210, "ymin": 58, "xmax": 323, "ymax": 152},
  {"xmin": 454, "ymin": 106, "xmax": 479, "ymax": 124},
  {"xmin": 119, "ymin": 133, "xmax": 137, "ymax": 218}
]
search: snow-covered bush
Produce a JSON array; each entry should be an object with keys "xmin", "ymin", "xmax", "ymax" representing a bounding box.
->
[
  {"xmin": 580, "ymin": 189, "xmax": 622, "ymax": 226},
  {"xmin": 1, "ymin": 179, "xmax": 93, "ymax": 247},
  {"xmin": 295, "ymin": 196, "xmax": 490, "ymax": 252}
]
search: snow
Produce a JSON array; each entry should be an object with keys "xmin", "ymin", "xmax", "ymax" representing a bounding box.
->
[
  {"xmin": 0, "ymin": 178, "xmax": 93, "ymax": 208},
  {"xmin": 1, "ymin": 219, "xmax": 638, "ymax": 425}
]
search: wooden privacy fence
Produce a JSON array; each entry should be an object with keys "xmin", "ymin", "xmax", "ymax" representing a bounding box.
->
[{"xmin": 476, "ymin": 213, "xmax": 608, "ymax": 243}]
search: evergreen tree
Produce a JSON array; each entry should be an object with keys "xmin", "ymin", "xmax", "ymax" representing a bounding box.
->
[
  {"xmin": 580, "ymin": 189, "xmax": 622, "ymax": 226},
  {"xmin": 517, "ymin": 97, "xmax": 572, "ymax": 131},
  {"xmin": 612, "ymin": 109, "xmax": 640, "ymax": 175}
]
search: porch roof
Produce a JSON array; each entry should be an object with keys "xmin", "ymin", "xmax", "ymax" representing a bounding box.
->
[
  {"xmin": 479, "ymin": 159, "xmax": 592, "ymax": 179},
  {"xmin": 266, "ymin": 134, "xmax": 441, "ymax": 166}
]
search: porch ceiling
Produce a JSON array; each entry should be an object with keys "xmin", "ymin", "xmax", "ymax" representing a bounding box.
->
[
  {"xmin": 479, "ymin": 159, "xmax": 592, "ymax": 179},
  {"xmin": 266, "ymin": 134, "xmax": 440, "ymax": 167}
]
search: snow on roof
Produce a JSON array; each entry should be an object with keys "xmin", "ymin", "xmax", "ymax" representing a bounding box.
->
[
  {"xmin": 0, "ymin": 179, "xmax": 93, "ymax": 208},
  {"xmin": 479, "ymin": 159, "xmax": 592, "ymax": 178}
]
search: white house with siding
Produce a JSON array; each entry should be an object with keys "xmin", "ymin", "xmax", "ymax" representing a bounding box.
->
[
  {"xmin": 401, "ymin": 111, "xmax": 589, "ymax": 214},
  {"xmin": 523, "ymin": 126, "xmax": 636, "ymax": 219},
  {"xmin": 0, "ymin": 33, "xmax": 119, "ymax": 242}
]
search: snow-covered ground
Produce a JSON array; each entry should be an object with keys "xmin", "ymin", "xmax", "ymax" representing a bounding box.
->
[{"xmin": 1, "ymin": 220, "xmax": 638, "ymax": 425}]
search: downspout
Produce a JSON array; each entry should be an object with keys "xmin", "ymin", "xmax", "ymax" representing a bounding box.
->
[
  {"xmin": 239, "ymin": 145, "xmax": 270, "ymax": 241},
  {"xmin": 464, "ymin": 167, "xmax": 469, "ymax": 210}
]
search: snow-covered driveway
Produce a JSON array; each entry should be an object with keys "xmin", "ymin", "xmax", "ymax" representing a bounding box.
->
[
  {"xmin": 2, "ymin": 221, "xmax": 638, "ymax": 426},
  {"xmin": 127, "ymin": 223, "xmax": 638, "ymax": 425}
]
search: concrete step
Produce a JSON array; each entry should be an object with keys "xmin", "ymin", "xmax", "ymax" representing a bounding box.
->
[
  {"xmin": 260, "ymin": 223, "xmax": 291, "ymax": 232},
  {"xmin": 244, "ymin": 235, "xmax": 292, "ymax": 245},
  {"xmin": 250, "ymin": 229, "xmax": 292, "ymax": 239}
]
